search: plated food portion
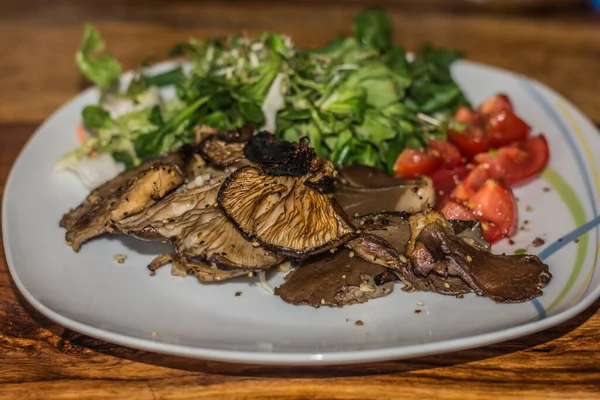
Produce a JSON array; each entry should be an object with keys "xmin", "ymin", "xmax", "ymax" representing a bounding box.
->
[
  {"xmin": 56, "ymin": 8, "xmax": 554, "ymax": 309},
  {"xmin": 60, "ymin": 129, "xmax": 551, "ymax": 307}
]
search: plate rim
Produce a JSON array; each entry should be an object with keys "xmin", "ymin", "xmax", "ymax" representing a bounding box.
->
[{"xmin": 3, "ymin": 59, "xmax": 600, "ymax": 366}]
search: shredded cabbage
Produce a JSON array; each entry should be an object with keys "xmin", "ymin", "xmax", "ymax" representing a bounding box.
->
[
  {"xmin": 261, "ymin": 72, "xmax": 286, "ymax": 133},
  {"xmin": 54, "ymin": 153, "xmax": 125, "ymax": 190}
]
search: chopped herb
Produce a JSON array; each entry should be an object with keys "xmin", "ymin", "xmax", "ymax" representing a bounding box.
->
[{"xmin": 514, "ymin": 248, "xmax": 527, "ymax": 255}]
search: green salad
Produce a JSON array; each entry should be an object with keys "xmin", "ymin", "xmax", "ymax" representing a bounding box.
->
[{"xmin": 65, "ymin": 8, "xmax": 469, "ymax": 174}]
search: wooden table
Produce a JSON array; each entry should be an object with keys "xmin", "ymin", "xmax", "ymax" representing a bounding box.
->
[{"xmin": 1, "ymin": 1, "xmax": 600, "ymax": 398}]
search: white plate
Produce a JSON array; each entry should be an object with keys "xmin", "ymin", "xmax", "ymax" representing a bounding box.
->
[{"xmin": 3, "ymin": 60, "xmax": 600, "ymax": 365}]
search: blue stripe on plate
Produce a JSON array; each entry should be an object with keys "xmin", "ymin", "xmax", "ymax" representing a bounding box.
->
[
  {"xmin": 520, "ymin": 80, "xmax": 598, "ymax": 320},
  {"xmin": 538, "ymin": 216, "xmax": 600, "ymax": 262}
]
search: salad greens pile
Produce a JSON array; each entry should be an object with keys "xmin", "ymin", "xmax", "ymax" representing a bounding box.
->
[{"xmin": 67, "ymin": 8, "xmax": 469, "ymax": 173}]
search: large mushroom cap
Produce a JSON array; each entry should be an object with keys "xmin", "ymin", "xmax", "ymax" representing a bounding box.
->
[
  {"xmin": 217, "ymin": 132, "xmax": 356, "ymax": 257},
  {"xmin": 218, "ymin": 165, "xmax": 357, "ymax": 257}
]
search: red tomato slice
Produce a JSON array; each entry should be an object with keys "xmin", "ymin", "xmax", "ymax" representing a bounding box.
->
[
  {"xmin": 431, "ymin": 165, "xmax": 469, "ymax": 208},
  {"xmin": 440, "ymin": 200, "xmax": 478, "ymax": 221},
  {"xmin": 480, "ymin": 221, "xmax": 504, "ymax": 243},
  {"xmin": 468, "ymin": 179, "xmax": 518, "ymax": 238},
  {"xmin": 474, "ymin": 135, "xmax": 550, "ymax": 186},
  {"xmin": 393, "ymin": 148, "xmax": 443, "ymax": 179},
  {"xmin": 447, "ymin": 127, "xmax": 490, "ymax": 159},
  {"xmin": 440, "ymin": 199, "xmax": 507, "ymax": 243},
  {"xmin": 487, "ymin": 110, "xmax": 531, "ymax": 148},
  {"xmin": 427, "ymin": 140, "xmax": 464, "ymax": 167},
  {"xmin": 477, "ymin": 94, "xmax": 513, "ymax": 117},
  {"xmin": 451, "ymin": 165, "xmax": 490, "ymax": 202},
  {"xmin": 455, "ymin": 106, "xmax": 480, "ymax": 125}
]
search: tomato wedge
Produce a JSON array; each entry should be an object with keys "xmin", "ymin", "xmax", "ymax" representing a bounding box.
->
[
  {"xmin": 480, "ymin": 221, "xmax": 504, "ymax": 243},
  {"xmin": 431, "ymin": 165, "xmax": 469, "ymax": 209},
  {"xmin": 393, "ymin": 148, "xmax": 442, "ymax": 179},
  {"xmin": 427, "ymin": 140, "xmax": 464, "ymax": 168},
  {"xmin": 451, "ymin": 165, "xmax": 490, "ymax": 202},
  {"xmin": 455, "ymin": 106, "xmax": 480, "ymax": 125},
  {"xmin": 468, "ymin": 180, "xmax": 518, "ymax": 238},
  {"xmin": 447, "ymin": 126, "xmax": 490, "ymax": 159},
  {"xmin": 440, "ymin": 200, "xmax": 478, "ymax": 221},
  {"xmin": 477, "ymin": 94, "xmax": 513, "ymax": 117},
  {"xmin": 475, "ymin": 135, "xmax": 550, "ymax": 186},
  {"xmin": 487, "ymin": 110, "xmax": 531, "ymax": 148},
  {"xmin": 440, "ymin": 199, "xmax": 507, "ymax": 243}
]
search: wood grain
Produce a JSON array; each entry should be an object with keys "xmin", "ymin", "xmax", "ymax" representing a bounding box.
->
[
  {"xmin": 1, "ymin": 1, "xmax": 600, "ymax": 398},
  {"xmin": 1, "ymin": 0, "xmax": 599, "ymax": 124}
]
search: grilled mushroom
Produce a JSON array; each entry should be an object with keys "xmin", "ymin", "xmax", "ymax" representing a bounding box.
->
[
  {"xmin": 406, "ymin": 211, "xmax": 552, "ymax": 303},
  {"xmin": 218, "ymin": 133, "xmax": 357, "ymax": 257},
  {"xmin": 198, "ymin": 123, "xmax": 254, "ymax": 167},
  {"xmin": 349, "ymin": 212, "xmax": 472, "ymax": 295},
  {"xmin": 218, "ymin": 164, "xmax": 356, "ymax": 257},
  {"xmin": 335, "ymin": 164, "xmax": 435, "ymax": 216},
  {"xmin": 148, "ymin": 253, "xmax": 250, "ymax": 282},
  {"xmin": 275, "ymin": 248, "xmax": 394, "ymax": 308},
  {"xmin": 117, "ymin": 177, "xmax": 224, "ymax": 240},
  {"xmin": 60, "ymin": 147, "xmax": 194, "ymax": 251},
  {"xmin": 117, "ymin": 177, "xmax": 285, "ymax": 271}
]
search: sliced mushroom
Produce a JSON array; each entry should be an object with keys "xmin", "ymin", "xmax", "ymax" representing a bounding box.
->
[
  {"xmin": 406, "ymin": 211, "xmax": 552, "ymax": 303},
  {"xmin": 175, "ymin": 208, "xmax": 285, "ymax": 270},
  {"xmin": 447, "ymin": 220, "xmax": 491, "ymax": 251},
  {"xmin": 218, "ymin": 165, "xmax": 357, "ymax": 257},
  {"xmin": 194, "ymin": 125, "xmax": 221, "ymax": 144},
  {"xmin": 200, "ymin": 139, "xmax": 245, "ymax": 167},
  {"xmin": 117, "ymin": 177, "xmax": 224, "ymax": 240},
  {"xmin": 275, "ymin": 248, "xmax": 393, "ymax": 308},
  {"xmin": 60, "ymin": 154, "xmax": 188, "ymax": 252},
  {"xmin": 198, "ymin": 123, "xmax": 254, "ymax": 167},
  {"xmin": 148, "ymin": 254, "xmax": 249, "ymax": 282},
  {"xmin": 349, "ymin": 212, "xmax": 472, "ymax": 295},
  {"xmin": 335, "ymin": 164, "xmax": 435, "ymax": 216},
  {"xmin": 117, "ymin": 177, "xmax": 285, "ymax": 270},
  {"xmin": 336, "ymin": 163, "xmax": 411, "ymax": 188}
]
